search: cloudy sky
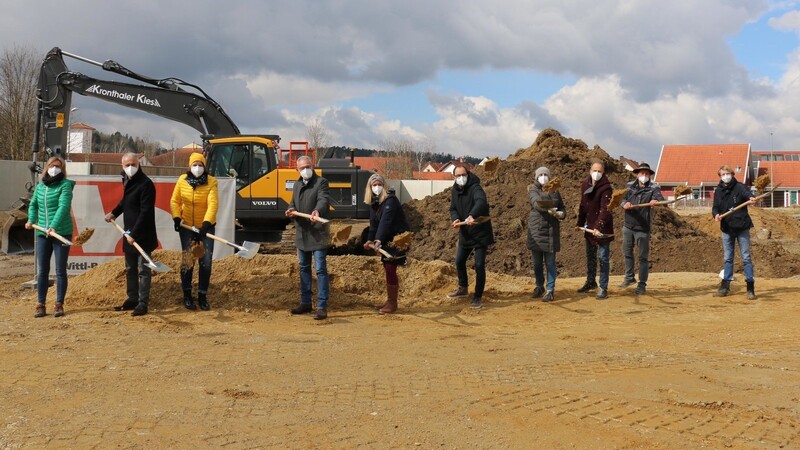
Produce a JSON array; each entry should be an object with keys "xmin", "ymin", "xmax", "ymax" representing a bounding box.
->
[{"xmin": 2, "ymin": 0, "xmax": 800, "ymax": 164}]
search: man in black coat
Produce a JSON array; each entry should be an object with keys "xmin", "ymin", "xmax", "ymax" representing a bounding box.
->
[
  {"xmin": 619, "ymin": 162, "xmax": 664, "ymax": 295},
  {"xmin": 105, "ymin": 153, "xmax": 158, "ymax": 316},
  {"xmin": 712, "ymin": 165, "xmax": 757, "ymax": 299},
  {"xmin": 447, "ymin": 166, "xmax": 494, "ymax": 309}
]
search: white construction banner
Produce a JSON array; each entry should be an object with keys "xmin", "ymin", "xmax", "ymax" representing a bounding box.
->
[{"xmin": 64, "ymin": 175, "xmax": 236, "ymax": 275}]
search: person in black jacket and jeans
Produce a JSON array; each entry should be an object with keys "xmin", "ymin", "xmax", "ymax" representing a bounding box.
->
[
  {"xmin": 104, "ymin": 153, "xmax": 158, "ymax": 317},
  {"xmin": 363, "ymin": 173, "xmax": 409, "ymax": 314},
  {"xmin": 712, "ymin": 165, "xmax": 758, "ymax": 299},
  {"xmin": 447, "ymin": 166, "xmax": 494, "ymax": 309},
  {"xmin": 619, "ymin": 162, "xmax": 664, "ymax": 295}
]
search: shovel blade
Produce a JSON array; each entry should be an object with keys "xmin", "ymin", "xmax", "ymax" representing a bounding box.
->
[
  {"xmin": 236, "ymin": 241, "xmax": 259, "ymax": 259},
  {"xmin": 146, "ymin": 261, "xmax": 172, "ymax": 273},
  {"xmin": 332, "ymin": 225, "xmax": 353, "ymax": 246}
]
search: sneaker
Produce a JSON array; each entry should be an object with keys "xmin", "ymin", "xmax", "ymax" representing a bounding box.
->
[
  {"xmin": 34, "ymin": 303, "xmax": 46, "ymax": 318},
  {"xmin": 595, "ymin": 288, "xmax": 608, "ymax": 300},
  {"xmin": 634, "ymin": 284, "xmax": 646, "ymax": 295},
  {"xmin": 291, "ymin": 303, "xmax": 313, "ymax": 315},
  {"xmin": 470, "ymin": 297, "xmax": 482, "ymax": 309},
  {"xmin": 542, "ymin": 291, "xmax": 554, "ymax": 302},
  {"xmin": 618, "ymin": 279, "xmax": 636, "ymax": 289},
  {"xmin": 447, "ymin": 286, "xmax": 469, "ymax": 298},
  {"xmin": 577, "ymin": 281, "xmax": 598, "ymax": 293},
  {"xmin": 54, "ymin": 303, "xmax": 65, "ymax": 318},
  {"xmin": 531, "ymin": 286, "xmax": 545, "ymax": 298},
  {"xmin": 313, "ymin": 308, "xmax": 328, "ymax": 320}
]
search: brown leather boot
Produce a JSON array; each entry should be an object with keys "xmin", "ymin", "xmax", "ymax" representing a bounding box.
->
[{"xmin": 379, "ymin": 284, "xmax": 399, "ymax": 314}]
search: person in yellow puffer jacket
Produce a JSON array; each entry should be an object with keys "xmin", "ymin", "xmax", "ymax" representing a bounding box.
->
[{"xmin": 170, "ymin": 152, "xmax": 218, "ymax": 311}]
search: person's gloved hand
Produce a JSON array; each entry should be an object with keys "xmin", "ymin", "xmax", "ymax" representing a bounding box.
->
[
  {"xmin": 199, "ymin": 221, "xmax": 212, "ymax": 240},
  {"xmin": 173, "ymin": 217, "xmax": 182, "ymax": 232}
]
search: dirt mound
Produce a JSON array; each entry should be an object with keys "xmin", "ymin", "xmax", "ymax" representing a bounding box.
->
[
  {"xmin": 404, "ymin": 128, "xmax": 800, "ymax": 279},
  {"xmin": 65, "ymin": 251, "xmax": 529, "ymax": 311}
]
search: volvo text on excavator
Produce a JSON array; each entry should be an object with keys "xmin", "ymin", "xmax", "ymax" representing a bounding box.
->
[{"xmin": 30, "ymin": 47, "xmax": 372, "ymax": 245}]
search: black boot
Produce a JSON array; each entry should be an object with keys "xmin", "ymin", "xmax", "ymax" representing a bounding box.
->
[
  {"xmin": 713, "ymin": 280, "xmax": 730, "ymax": 297},
  {"xmin": 577, "ymin": 280, "xmax": 598, "ymax": 293},
  {"xmin": 746, "ymin": 281, "xmax": 756, "ymax": 300},
  {"xmin": 198, "ymin": 292, "xmax": 210, "ymax": 311},
  {"xmin": 183, "ymin": 290, "xmax": 196, "ymax": 310}
]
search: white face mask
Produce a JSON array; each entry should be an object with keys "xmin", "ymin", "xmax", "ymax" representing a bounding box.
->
[
  {"xmin": 191, "ymin": 165, "xmax": 204, "ymax": 177},
  {"xmin": 455, "ymin": 175, "xmax": 467, "ymax": 187},
  {"xmin": 591, "ymin": 171, "xmax": 602, "ymax": 181},
  {"xmin": 537, "ymin": 175, "xmax": 549, "ymax": 185},
  {"xmin": 638, "ymin": 175, "xmax": 649, "ymax": 184},
  {"xmin": 47, "ymin": 166, "xmax": 62, "ymax": 177},
  {"xmin": 720, "ymin": 174, "xmax": 732, "ymax": 184},
  {"xmin": 371, "ymin": 185, "xmax": 383, "ymax": 196},
  {"xmin": 124, "ymin": 165, "xmax": 138, "ymax": 178},
  {"xmin": 300, "ymin": 168, "xmax": 313, "ymax": 180}
]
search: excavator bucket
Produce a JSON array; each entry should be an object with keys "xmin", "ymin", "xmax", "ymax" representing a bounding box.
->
[{"xmin": 0, "ymin": 208, "xmax": 34, "ymax": 254}]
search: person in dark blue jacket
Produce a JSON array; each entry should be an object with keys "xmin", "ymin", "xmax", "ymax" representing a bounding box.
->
[
  {"xmin": 712, "ymin": 165, "xmax": 758, "ymax": 299},
  {"xmin": 363, "ymin": 173, "xmax": 409, "ymax": 314}
]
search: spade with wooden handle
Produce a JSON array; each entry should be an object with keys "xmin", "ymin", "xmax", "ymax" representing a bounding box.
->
[
  {"xmin": 628, "ymin": 195, "xmax": 690, "ymax": 209},
  {"xmin": 180, "ymin": 223, "xmax": 258, "ymax": 259},
  {"xmin": 30, "ymin": 224, "xmax": 72, "ymax": 246},
  {"xmin": 111, "ymin": 221, "xmax": 171, "ymax": 272},
  {"xmin": 717, "ymin": 183, "xmax": 782, "ymax": 220},
  {"xmin": 577, "ymin": 226, "xmax": 614, "ymax": 239},
  {"xmin": 453, "ymin": 216, "xmax": 491, "ymax": 227},
  {"xmin": 289, "ymin": 211, "xmax": 331, "ymax": 224},
  {"xmin": 367, "ymin": 242, "xmax": 395, "ymax": 259}
]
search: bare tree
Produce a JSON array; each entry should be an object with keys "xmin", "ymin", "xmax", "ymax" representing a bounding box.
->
[
  {"xmin": 0, "ymin": 44, "xmax": 39, "ymax": 161},
  {"xmin": 379, "ymin": 137, "xmax": 416, "ymax": 179},
  {"xmin": 305, "ymin": 117, "xmax": 329, "ymax": 163},
  {"xmin": 413, "ymin": 137, "xmax": 436, "ymax": 172}
]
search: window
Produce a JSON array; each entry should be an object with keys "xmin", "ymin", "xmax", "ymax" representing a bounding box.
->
[{"xmin": 208, "ymin": 143, "xmax": 250, "ymax": 190}]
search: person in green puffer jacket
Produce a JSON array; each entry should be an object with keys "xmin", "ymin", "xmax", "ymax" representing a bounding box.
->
[{"xmin": 25, "ymin": 156, "xmax": 75, "ymax": 318}]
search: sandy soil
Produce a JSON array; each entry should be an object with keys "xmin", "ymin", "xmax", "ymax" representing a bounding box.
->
[{"xmin": 2, "ymin": 252, "xmax": 799, "ymax": 449}]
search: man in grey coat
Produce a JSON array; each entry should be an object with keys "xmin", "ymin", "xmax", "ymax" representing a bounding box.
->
[
  {"xmin": 286, "ymin": 155, "xmax": 331, "ymax": 320},
  {"xmin": 527, "ymin": 167, "xmax": 566, "ymax": 302}
]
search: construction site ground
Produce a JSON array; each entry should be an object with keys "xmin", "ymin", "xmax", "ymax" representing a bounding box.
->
[{"xmin": 1, "ymin": 247, "xmax": 799, "ymax": 448}]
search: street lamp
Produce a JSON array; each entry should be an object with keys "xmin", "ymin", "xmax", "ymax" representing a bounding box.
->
[{"xmin": 770, "ymin": 132, "xmax": 774, "ymax": 208}]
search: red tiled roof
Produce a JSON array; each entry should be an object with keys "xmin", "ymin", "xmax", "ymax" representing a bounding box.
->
[
  {"xmin": 69, "ymin": 122, "xmax": 96, "ymax": 130},
  {"xmin": 655, "ymin": 144, "xmax": 751, "ymax": 186},
  {"xmin": 412, "ymin": 171, "xmax": 454, "ymax": 180},
  {"xmin": 149, "ymin": 148, "xmax": 203, "ymax": 167},
  {"xmin": 756, "ymin": 161, "xmax": 800, "ymax": 188}
]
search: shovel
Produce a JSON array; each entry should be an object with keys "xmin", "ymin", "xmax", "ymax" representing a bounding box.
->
[
  {"xmin": 628, "ymin": 195, "xmax": 690, "ymax": 209},
  {"xmin": 717, "ymin": 183, "xmax": 782, "ymax": 220},
  {"xmin": 367, "ymin": 242, "xmax": 396, "ymax": 260},
  {"xmin": 289, "ymin": 211, "xmax": 331, "ymax": 224},
  {"xmin": 180, "ymin": 223, "xmax": 258, "ymax": 259},
  {"xmin": 111, "ymin": 221, "xmax": 172, "ymax": 272},
  {"xmin": 577, "ymin": 226, "xmax": 614, "ymax": 239},
  {"xmin": 30, "ymin": 224, "xmax": 73, "ymax": 246},
  {"xmin": 454, "ymin": 216, "xmax": 491, "ymax": 227}
]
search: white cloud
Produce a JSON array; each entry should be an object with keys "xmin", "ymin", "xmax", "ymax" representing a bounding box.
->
[
  {"xmin": 769, "ymin": 9, "xmax": 800, "ymax": 33},
  {"xmin": 237, "ymin": 71, "xmax": 388, "ymax": 107}
]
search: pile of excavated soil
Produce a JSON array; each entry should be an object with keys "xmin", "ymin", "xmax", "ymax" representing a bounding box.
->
[
  {"xmin": 404, "ymin": 128, "xmax": 800, "ymax": 279},
  {"xmin": 65, "ymin": 251, "xmax": 529, "ymax": 311}
]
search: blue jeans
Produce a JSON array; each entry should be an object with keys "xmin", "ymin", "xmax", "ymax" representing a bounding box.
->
[
  {"xmin": 179, "ymin": 226, "xmax": 215, "ymax": 294},
  {"xmin": 622, "ymin": 227, "xmax": 650, "ymax": 285},
  {"xmin": 455, "ymin": 245, "xmax": 487, "ymax": 299},
  {"xmin": 722, "ymin": 228, "xmax": 754, "ymax": 282},
  {"xmin": 36, "ymin": 234, "xmax": 71, "ymax": 304},
  {"xmin": 532, "ymin": 249, "xmax": 557, "ymax": 292},
  {"xmin": 298, "ymin": 248, "xmax": 329, "ymax": 309},
  {"xmin": 585, "ymin": 241, "xmax": 610, "ymax": 290},
  {"xmin": 125, "ymin": 251, "xmax": 152, "ymax": 306}
]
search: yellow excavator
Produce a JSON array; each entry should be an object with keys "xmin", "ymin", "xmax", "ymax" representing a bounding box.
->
[{"xmin": 2, "ymin": 47, "xmax": 372, "ymax": 252}]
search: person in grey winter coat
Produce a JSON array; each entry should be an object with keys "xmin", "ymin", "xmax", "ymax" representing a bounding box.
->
[
  {"xmin": 619, "ymin": 162, "xmax": 664, "ymax": 295},
  {"xmin": 527, "ymin": 167, "xmax": 566, "ymax": 302},
  {"xmin": 286, "ymin": 155, "xmax": 331, "ymax": 320},
  {"xmin": 447, "ymin": 165, "xmax": 494, "ymax": 309}
]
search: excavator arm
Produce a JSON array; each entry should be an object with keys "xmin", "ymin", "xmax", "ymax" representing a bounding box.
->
[{"xmin": 34, "ymin": 47, "xmax": 240, "ymax": 162}]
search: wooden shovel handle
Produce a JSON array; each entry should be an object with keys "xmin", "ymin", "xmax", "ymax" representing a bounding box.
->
[
  {"xmin": 180, "ymin": 223, "xmax": 244, "ymax": 251},
  {"xmin": 717, "ymin": 184, "xmax": 780, "ymax": 220},
  {"xmin": 30, "ymin": 224, "xmax": 72, "ymax": 246},
  {"xmin": 629, "ymin": 195, "xmax": 689, "ymax": 209},
  {"xmin": 289, "ymin": 211, "xmax": 330, "ymax": 223},
  {"xmin": 110, "ymin": 221, "xmax": 156, "ymax": 265}
]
